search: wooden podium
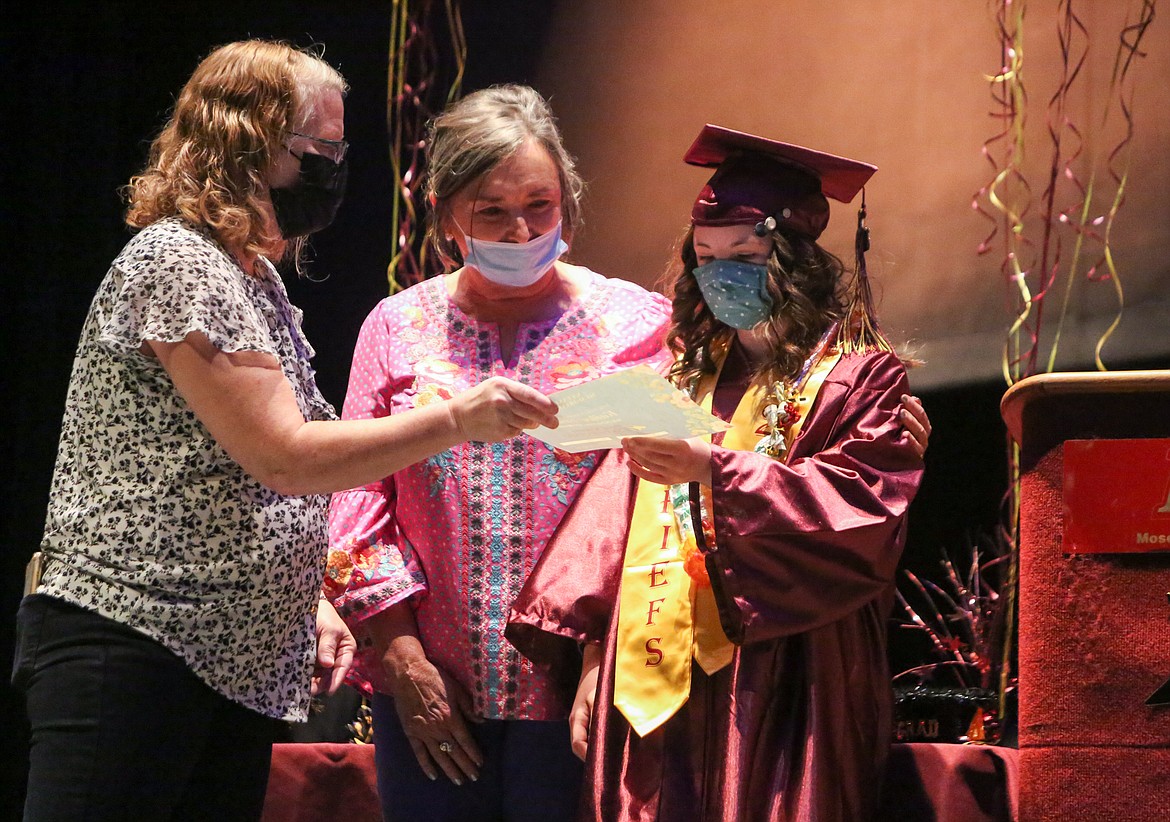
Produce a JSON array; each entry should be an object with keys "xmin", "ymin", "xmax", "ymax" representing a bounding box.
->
[{"xmin": 1001, "ymin": 371, "xmax": 1170, "ymax": 821}]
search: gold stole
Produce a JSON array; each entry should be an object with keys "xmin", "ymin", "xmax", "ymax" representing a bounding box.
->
[{"xmin": 612, "ymin": 347, "xmax": 842, "ymax": 737}]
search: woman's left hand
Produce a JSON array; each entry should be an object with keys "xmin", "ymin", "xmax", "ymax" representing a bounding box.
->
[
  {"xmin": 622, "ymin": 436, "xmax": 712, "ymax": 486},
  {"xmin": 570, "ymin": 643, "xmax": 602, "ymax": 761},
  {"xmin": 312, "ymin": 597, "xmax": 357, "ymax": 697}
]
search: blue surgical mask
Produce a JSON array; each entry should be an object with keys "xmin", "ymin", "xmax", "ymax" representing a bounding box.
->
[
  {"xmin": 693, "ymin": 259, "xmax": 774, "ymax": 329},
  {"xmin": 460, "ymin": 219, "xmax": 568, "ymax": 287}
]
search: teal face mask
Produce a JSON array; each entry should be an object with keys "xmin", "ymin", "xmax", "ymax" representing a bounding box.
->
[{"xmin": 693, "ymin": 259, "xmax": 774, "ymax": 329}]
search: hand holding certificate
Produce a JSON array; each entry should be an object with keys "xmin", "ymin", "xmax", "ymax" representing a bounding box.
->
[{"xmin": 529, "ymin": 365, "xmax": 730, "ymax": 453}]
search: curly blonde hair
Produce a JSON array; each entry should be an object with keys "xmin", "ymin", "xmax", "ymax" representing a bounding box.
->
[
  {"xmin": 423, "ymin": 84, "xmax": 585, "ymax": 271},
  {"xmin": 663, "ymin": 225, "xmax": 847, "ymax": 395},
  {"xmin": 125, "ymin": 40, "xmax": 347, "ymax": 271}
]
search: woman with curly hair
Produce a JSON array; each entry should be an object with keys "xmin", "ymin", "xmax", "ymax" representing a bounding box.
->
[
  {"xmin": 509, "ymin": 125, "xmax": 926, "ymax": 821},
  {"xmin": 13, "ymin": 41, "xmax": 556, "ymax": 821}
]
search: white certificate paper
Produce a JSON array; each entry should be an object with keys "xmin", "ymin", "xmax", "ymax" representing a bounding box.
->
[{"xmin": 529, "ymin": 365, "xmax": 731, "ymax": 453}]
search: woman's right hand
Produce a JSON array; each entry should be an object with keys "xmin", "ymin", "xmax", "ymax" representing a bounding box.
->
[
  {"xmin": 149, "ymin": 334, "xmax": 559, "ymax": 497},
  {"xmin": 447, "ymin": 377, "xmax": 559, "ymax": 443},
  {"xmin": 385, "ymin": 651, "xmax": 483, "ymax": 785}
]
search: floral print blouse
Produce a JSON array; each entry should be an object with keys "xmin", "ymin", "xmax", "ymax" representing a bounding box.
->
[
  {"xmin": 37, "ymin": 218, "xmax": 335, "ymax": 721},
  {"xmin": 327, "ymin": 269, "xmax": 670, "ymax": 720}
]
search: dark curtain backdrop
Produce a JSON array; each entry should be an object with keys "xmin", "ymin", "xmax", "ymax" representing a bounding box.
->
[{"xmin": 3, "ymin": 2, "xmax": 1162, "ymax": 819}]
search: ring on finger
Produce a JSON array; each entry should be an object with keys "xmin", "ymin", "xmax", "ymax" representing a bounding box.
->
[{"xmin": 438, "ymin": 741, "xmax": 453, "ymax": 753}]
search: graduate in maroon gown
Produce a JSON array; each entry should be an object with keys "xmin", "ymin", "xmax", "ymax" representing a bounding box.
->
[{"xmin": 507, "ymin": 125, "xmax": 925, "ymax": 821}]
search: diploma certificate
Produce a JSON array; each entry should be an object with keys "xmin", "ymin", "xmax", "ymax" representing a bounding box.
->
[{"xmin": 529, "ymin": 365, "xmax": 731, "ymax": 453}]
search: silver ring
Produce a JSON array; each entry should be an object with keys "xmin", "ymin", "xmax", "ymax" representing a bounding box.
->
[{"xmin": 438, "ymin": 741, "xmax": 453, "ymax": 754}]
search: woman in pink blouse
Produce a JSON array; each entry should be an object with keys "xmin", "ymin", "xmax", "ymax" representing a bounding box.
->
[{"xmin": 326, "ymin": 85, "xmax": 673, "ymax": 821}]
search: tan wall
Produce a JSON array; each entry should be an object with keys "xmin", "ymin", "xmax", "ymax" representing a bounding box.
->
[{"xmin": 535, "ymin": 1, "xmax": 1170, "ymax": 388}]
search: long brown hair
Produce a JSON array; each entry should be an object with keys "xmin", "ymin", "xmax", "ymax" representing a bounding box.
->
[
  {"xmin": 663, "ymin": 225, "xmax": 847, "ymax": 395},
  {"xmin": 124, "ymin": 40, "xmax": 347, "ymax": 272}
]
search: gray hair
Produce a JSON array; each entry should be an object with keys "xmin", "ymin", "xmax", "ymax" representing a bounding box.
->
[{"xmin": 424, "ymin": 84, "xmax": 585, "ymax": 269}]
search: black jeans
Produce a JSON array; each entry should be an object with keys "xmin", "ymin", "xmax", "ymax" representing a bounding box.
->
[{"xmin": 12, "ymin": 594, "xmax": 278, "ymax": 822}]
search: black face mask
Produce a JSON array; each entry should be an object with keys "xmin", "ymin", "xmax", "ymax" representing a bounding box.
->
[{"xmin": 270, "ymin": 152, "xmax": 348, "ymax": 238}]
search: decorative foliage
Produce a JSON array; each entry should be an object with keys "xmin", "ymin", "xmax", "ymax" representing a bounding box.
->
[
  {"xmin": 894, "ymin": 536, "xmax": 1016, "ymax": 744},
  {"xmin": 386, "ymin": 0, "xmax": 467, "ymax": 291},
  {"xmin": 895, "ymin": 536, "xmax": 1013, "ymax": 692},
  {"xmin": 347, "ymin": 697, "xmax": 375, "ymax": 744}
]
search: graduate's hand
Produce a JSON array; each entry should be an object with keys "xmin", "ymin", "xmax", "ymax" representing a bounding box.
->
[
  {"xmin": 570, "ymin": 643, "xmax": 603, "ymax": 761},
  {"xmin": 898, "ymin": 394, "xmax": 931, "ymax": 459},
  {"xmin": 621, "ymin": 436, "xmax": 712, "ymax": 487},
  {"xmin": 312, "ymin": 597, "xmax": 356, "ymax": 697}
]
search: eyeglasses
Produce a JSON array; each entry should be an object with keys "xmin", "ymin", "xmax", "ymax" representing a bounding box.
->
[{"xmin": 288, "ymin": 130, "xmax": 348, "ymax": 163}]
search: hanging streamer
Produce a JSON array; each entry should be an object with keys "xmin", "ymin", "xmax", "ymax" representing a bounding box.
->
[
  {"xmin": 1091, "ymin": 0, "xmax": 1155, "ymax": 368},
  {"xmin": 971, "ymin": 0, "xmax": 1158, "ymax": 745},
  {"xmin": 980, "ymin": 0, "xmax": 1034, "ymax": 386},
  {"xmin": 386, "ymin": 0, "xmax": 467, "ymax": 292},
  {"xmin": 1037, "ymin": 0, "xmax": 1089, "ymax": 373},
  {"xmin": 976, "ymin": 0, "xmax": 1157, "ymax": 383}
]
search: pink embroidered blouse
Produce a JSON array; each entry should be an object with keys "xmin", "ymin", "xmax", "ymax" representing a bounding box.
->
[{"xmin": 327, "ymin": 268, "xmax": 670, "ymax": 720}]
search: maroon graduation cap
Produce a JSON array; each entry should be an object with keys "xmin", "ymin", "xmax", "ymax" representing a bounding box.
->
[{"xmin": 685, "ymin": 124, "xmax": 877, "ymax": 240}]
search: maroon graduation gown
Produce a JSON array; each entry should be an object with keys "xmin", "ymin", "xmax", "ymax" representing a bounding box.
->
[{"xmin": 507, "ymin": 346, "xmax": 924, "ymax": 821}]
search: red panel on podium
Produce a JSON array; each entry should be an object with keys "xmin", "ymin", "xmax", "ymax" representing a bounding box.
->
[{"xmin": 1063, "ymin": 438, "xmax": 1170, "ymax": 554}]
